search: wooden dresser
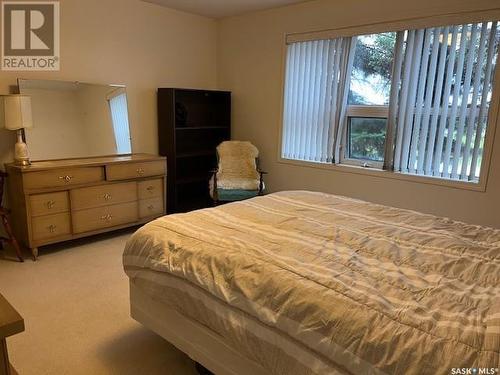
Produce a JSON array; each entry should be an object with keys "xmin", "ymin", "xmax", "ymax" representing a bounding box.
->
[{"xmin": 5, "ymin": 154, "xmax": 166, "ymax": 260}]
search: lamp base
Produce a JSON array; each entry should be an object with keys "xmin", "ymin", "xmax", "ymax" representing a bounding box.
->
[
  {"xmin": 14, "ymin": 129, "xmax": 31, "ymax": 166},
  {"xmin": 15, "ymin": 159, "xmax": 31, "ymax": 166}
]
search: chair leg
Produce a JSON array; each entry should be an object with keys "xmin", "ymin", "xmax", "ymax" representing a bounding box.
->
[{"xmin": 1, "ymin": 214, "xmax": 24, "ymax": 262}]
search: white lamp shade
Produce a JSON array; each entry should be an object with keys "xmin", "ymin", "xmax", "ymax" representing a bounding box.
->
[{"xmin": 0, "ymin": 95, "xmax": 33, "ymax": 130}]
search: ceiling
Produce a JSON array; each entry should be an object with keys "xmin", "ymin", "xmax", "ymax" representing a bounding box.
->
[{"xmin": 142, "ymin": 0, "xmax": 310, "ymax": 19}]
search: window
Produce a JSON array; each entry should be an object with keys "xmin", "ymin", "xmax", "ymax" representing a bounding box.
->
[
  {"xmin": 342, "ymin": 33, "xmax": 396, "ymax": 167},
  {"xmin": 108, "ymin": 89, "xmax": 132, "ymax": 154},
  {"xmin": 344, "ymin": 106, "xmax": 388, "ymax": 167},
  {"xmin": 281, "ymin": 20, "xmax": 500, "ymax": 184},
  {"xmin": 348, "ymin": 32, "xmax": 396, "ymax": 106}
]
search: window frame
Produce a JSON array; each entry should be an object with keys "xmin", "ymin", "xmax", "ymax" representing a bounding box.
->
[
  {"xmin": 340, "ymin": 105, "xmax": 389, "ymax": 169},
  {"xmin": 278, "ymin": 10, "xmax": 500, "ymax": 192}
]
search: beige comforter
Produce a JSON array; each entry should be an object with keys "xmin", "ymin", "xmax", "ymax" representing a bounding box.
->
[{"xmin": 123, "ymin": 191, "xmax": 500, "ymax": 374}]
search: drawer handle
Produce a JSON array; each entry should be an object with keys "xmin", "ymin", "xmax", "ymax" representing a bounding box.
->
[
  {"xmin": 103, "ymin": 193, "xmax": 112, "ymax": 201},
  {"xmin": 100, "ymin": 214, "xmax": 113, "ymax": 222},
  {"xmin": 47, "ymin": 224, "xmax": 57, "ymax": 233},
  {"xmin": 146, "ymin": 186, "xmax": 154, "ymax": 192},
  {"xmin": 147, "ymin": 205, "xmax": 154, "ymax": 210},
  {"xmin": 46, "ymin": 200, "xmax": 56, "ymax": 209},
  {"xmin": 59, "ymin": 175, "xmax": 73, "ymax": 182},
  {"xmin": 136, "ymin": 168, "xmax": 145, "ymax": 175}
]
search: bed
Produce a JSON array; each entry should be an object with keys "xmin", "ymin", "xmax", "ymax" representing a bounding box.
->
[{"xmin": 123, "ymin": 191, "xmax": 500, "ymax": 375}]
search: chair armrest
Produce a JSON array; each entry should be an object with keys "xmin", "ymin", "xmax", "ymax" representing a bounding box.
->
[
  {"xmin": 209, "ymin": 168, "xmax": 219, "ymax": 182},
  {"xmin": 210, "ymin": 168, "xmax": 219, "ymax": 202},
  {"xmin": 257, "ymin": 170, "xmax": 267, "ymax": 195}
]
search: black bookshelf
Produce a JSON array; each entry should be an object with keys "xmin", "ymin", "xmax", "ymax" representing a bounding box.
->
[{"xmin": 157, "ymin": 88, "xmax": 231, "ymax": 213}]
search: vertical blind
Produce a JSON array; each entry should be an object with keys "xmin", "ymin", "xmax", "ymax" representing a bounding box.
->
[
  {"xmin": 281, "ymin": 20, "xmax": 499, "ymax": 183},
  {"xmin": 109, "ymin": 93, "xmax": 132, "ymax": 154},
  {"xmin": 391, "ymin": 22, "xmax": 499, "ymax": 181},
  {"xmin": 282, "ymin": 37, "xmax": 355, "ymax": 162}
]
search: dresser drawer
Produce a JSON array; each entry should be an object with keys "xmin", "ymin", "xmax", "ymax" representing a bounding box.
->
[
  {"xmin": 72, "ymin": 202, "xmax": 138, "ymax": 234},
  {"xmin": 106, "ymin": 161, "xmax": 165, "ymax": 181},
  {"xmin": 71, "ymin": 182, "xmax": 137, "ymax": 210},
  {"xmin": 139, "ymin": 197, "xmax": 164, "ymax": 218},
  {"xmin": 32, "ymin": 213, "xmax": 71, "ymax": 241},
  {"xmin": 30, "ymin": 192, "xmax": 69, "ymax": 217},
  {"xmin": 24, "ymin": 167, "xmax": 104, "ymax": 190},
  {"xmin": 138, "ymin": 178, "xmax": 163, "ymax": 200}
]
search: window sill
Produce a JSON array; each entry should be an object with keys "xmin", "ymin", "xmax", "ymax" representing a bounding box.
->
[{"xmin": 277, "ymin": 157, "xmax": 487, "ymax": 192}]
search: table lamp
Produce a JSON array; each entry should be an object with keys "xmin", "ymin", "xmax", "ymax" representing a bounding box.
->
[{"xmin": 0, "ymin": 95, "xmax": 33, "ymax": 166}]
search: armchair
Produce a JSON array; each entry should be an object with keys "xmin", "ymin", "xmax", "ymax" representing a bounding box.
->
[{"xmin": 209, "ymin": 141, "xmax": 267, "ymax": 205}]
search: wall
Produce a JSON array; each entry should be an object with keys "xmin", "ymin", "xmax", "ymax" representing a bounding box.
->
[
  {"xmin": 0, "ymin": 0, "xmax": 217, "ymax": 166},
  {"xmin": 217, "ymin": 0, "xmax": 500, "ymax": 228}
]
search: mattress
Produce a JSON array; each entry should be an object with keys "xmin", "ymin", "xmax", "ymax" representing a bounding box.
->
[{"xmin": 123, "ymin": 191, "xmax": 500, "ymax": 375}]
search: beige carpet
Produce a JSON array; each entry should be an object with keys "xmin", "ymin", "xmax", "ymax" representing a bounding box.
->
[{"xmin": 0, "ymin": 230, "xmax": 198, "ymax": 375}]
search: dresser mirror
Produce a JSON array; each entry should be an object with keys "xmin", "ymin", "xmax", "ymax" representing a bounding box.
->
[{"xmin": 18, "ymin": 79, "xmax": 132, "ymax": 161}]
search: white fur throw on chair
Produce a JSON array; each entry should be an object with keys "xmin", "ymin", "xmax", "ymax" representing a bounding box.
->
[{"xmin": 212, "ymin": 141, "xmax": 261, "ymax": 190}]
